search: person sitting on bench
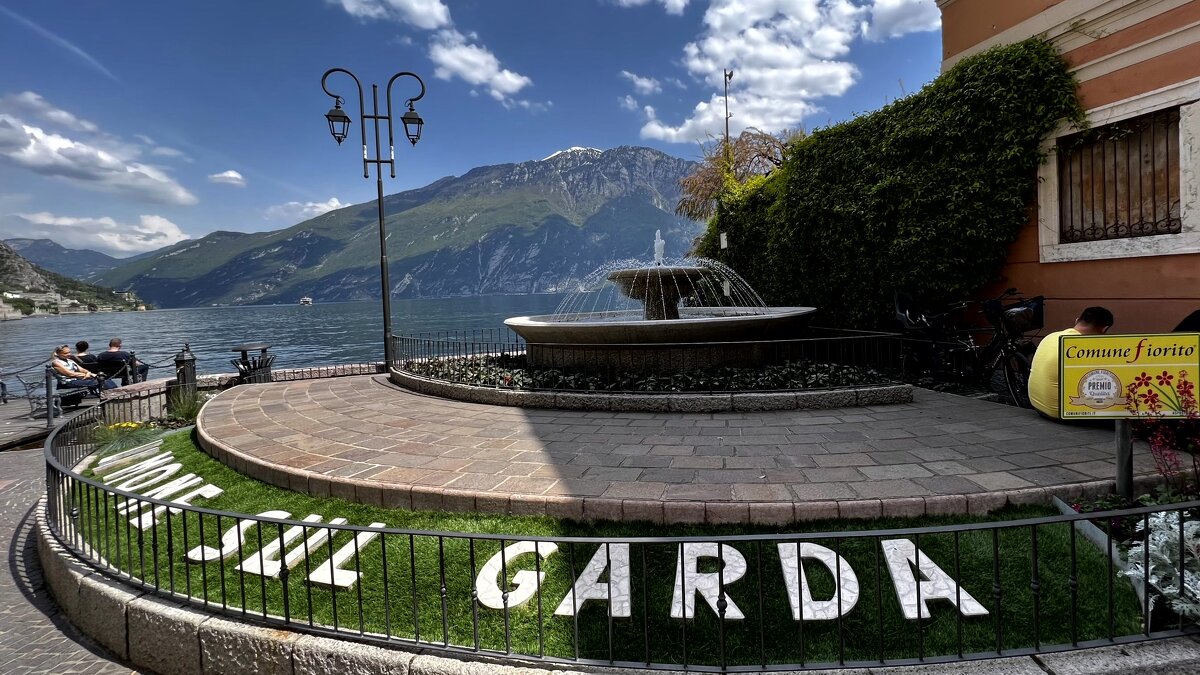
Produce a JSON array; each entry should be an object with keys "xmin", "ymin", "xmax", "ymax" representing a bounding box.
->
[
  {"xmin": 73, "ymin": 340, "xmax": 97, "ymax": 366},
  {"xmin": 51, "ymin": 344, "xmax": 116, "ymax": 392},
  {"xmin": 96, "ymin": 337, "xmax": 148, "ymax": 384}
]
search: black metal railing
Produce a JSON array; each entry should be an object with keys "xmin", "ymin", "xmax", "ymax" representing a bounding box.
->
[
  {"xmin": 42, "ymin": 392, "xmax": 1199, "ymax": 671},
  {"xmin": 390, "ymin": 328, "xmax": 902, "ymax": 394},
  {"xmin": 270, "ymin": 362, "xmax": 387, "ymax": 382}
]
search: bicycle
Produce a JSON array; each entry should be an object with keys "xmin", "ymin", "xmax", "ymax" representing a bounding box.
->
[{"xmin": 895, "ymin": 288, "xmax": 1045, "ymax": 408}]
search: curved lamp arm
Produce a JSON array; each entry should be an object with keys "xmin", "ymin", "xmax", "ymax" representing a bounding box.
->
[
  {"xmin": 321, "ymin": 68, "xmax": 369, "ymax": 178},
  {"xmin": 385, "ymin": 72, "xmax": 426, "ymax": 178}
]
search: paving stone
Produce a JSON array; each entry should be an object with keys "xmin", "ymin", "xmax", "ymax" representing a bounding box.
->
[
  {"xmin": 803, "ymin": 467, "xmax": 867, "ymax": 483},
  {"xmin": 859, "ymin": 465, "xmax": 933, "ymax": 480},
  {"xmin": 850, "ymin": 479, "xmax": 933, "ymax": 499},
  {"xmin": 192, "ymin": 376, "xmax": 1157, "ymax": 527},
  {"xmin": 813, "ymin": 453, "xmax": 877, "ymax": 468},
  {"xmin": 791, "ymin": 483, "xmax": 859, "ymax": 501},
  {"xmin": 966, "ymin": 472, "xmax": 1036, "ymax": 491}
]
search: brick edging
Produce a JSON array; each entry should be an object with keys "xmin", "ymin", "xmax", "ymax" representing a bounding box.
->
[
  {"xmin": 195, "ymin": 396, "xmax": 1161, "ymax": 524},
  {"xmin": 387, "ymin": 369, "xmax": 914, "ymax": 412}
]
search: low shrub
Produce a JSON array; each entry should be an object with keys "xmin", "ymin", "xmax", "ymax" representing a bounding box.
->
[{"xmin": 403, "ymin": 355, "xmax": 888, "ymax": 392}]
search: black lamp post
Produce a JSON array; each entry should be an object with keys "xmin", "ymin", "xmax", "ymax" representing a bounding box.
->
[{"xmin": 320, "ymin": 68, "xmax": 426, "ymax": 367}]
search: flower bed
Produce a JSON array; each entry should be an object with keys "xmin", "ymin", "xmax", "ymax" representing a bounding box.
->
[{"xmin": 401, "ymin": 354, "xmax": 889, "ymax": 393}]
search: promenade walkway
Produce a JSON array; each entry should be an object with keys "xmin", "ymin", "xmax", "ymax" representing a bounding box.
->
[
  {"xmin": 0, "ymin": 446, "xmax": 135, "ymax": 673},
  {"xmin": 197, "ymin": 376, "xmax": 1157, "ymax": 523}
]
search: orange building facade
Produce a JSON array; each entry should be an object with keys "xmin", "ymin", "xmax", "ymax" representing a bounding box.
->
[{"xmin": 939, "ymin": 0, "xmax": 1200, "ymax": 332}]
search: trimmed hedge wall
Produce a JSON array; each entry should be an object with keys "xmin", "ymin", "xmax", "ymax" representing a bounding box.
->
[{"xmin": 695, "ymin": 39, "xmax": 1085, "ymax": 328}]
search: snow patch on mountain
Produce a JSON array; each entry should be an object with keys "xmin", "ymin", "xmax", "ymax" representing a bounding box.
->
[{"xmin": 541, "ymin": 147, "xmax": 602, "ymax": 161}]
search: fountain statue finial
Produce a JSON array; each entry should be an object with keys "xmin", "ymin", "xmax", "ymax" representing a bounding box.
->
[{"xmin": 653, "ymin": 229, "xmax": 666, "ymax": 266}]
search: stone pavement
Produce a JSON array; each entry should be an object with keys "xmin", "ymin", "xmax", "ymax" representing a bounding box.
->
[
  {"xmin": 0, "ymin": 446, "xmax": 139, "ymax": 674},
  {"xmin": 197, "ymin": 376, "xmax": 1158, "ymax": 523}
]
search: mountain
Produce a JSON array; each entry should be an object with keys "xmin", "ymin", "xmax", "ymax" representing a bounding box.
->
[
  {"xmin": 98, "ymin": 146, "xmax": 703, "ymax": 307},
  {"xmin": 0, "ymin": 241, "xmax": 139, "ymax": 310},
  {"xmin": 3, "ymin": 238, "xmax": 130, "ymax": 282}
]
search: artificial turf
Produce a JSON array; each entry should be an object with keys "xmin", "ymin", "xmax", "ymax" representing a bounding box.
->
[{"xmin": 66, "ymin": 429, "xmax": 1144, "ymax": 668}]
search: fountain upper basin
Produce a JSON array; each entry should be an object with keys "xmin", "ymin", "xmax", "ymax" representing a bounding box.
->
[{"xmin": 504, "ymin": 306, "xmax": 817, "ymax": 345}]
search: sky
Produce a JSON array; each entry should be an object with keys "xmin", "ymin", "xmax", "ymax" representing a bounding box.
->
[{"xmin": 0, "ymin": 0, "xmax": 942, "ymax": 257}]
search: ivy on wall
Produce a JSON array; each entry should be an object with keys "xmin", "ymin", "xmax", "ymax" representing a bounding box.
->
[{"xmin": 695, "ymin": 38, "xmax": 1086, "ymax": 328}]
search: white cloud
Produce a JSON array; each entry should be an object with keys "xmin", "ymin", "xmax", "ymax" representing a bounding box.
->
[
  {"xmin": 430, "ymin": 29, "xmax": 534, "ymax": 106},
  {"xmin": 615, "ymin": 0, "xmax": 690, "ymax": 15},
  {"xmin": 862, "ymin": 0, "xmax": 940, "ymax": 41},
  {"xmin": 0, "ymin": 113, "xmax": 198, "ymax": 206},
  {"xmin": 0, "ymin": 91, "xmax": 97, "ymax": 133},
  {"xmin": 632, "ymin": 0, "xmax": 866, "ymax": 143},
  {"xmin": 133, "ymin": 133, "xmax": 191, "ymax": 162},
  {"xmin": 619, "ymin": 95, "xmax": 640, "ymax": 111},
  {"xmin": 0, "ymin": 4, "xmax": 119, "ymax": 82},
  {"xmin": 328, "ymin": 0, "xmax": 538, "ymax": 109},
  {"xmin": 208, "ymin": 170, "xmax": 246, "ymax": 187},
  {"xmin": 264, "ymin": 197, "xmax": 348, "ymax": 222},
  {"xmin": 620, "ymin": 70, "xmax": 662, "ymax": 96},
  {"xmin": 4, "ymin": 212, "xmax": 189, "ymax": 255},
  {"xmin": 327, "ymin": 0, "xmax": 450, "ymax": 29}
]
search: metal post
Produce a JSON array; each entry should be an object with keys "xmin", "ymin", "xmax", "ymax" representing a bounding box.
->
[
  {"xmin": 129, "ymin": 349, "xmax": 138, "ymax": 384},
  {"xmin": 1115, "ymin": 419, "xmax": 1133, "ymax": 500},
  {"xmin": 321, "ymin": 68, "xmax": 424, "ymax": 370},
  {"xmin": 374, "ymin": 84, "xmax": 394, "ymax": 366},
  {"xmin": 44, "ymin": 364, "xmax": 56, "ymax": 428},
  {"xmin": 175, "ymin": 343, "xmax": 197, "ymax": 395}
]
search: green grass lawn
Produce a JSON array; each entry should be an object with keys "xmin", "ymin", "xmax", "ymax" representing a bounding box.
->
[{"xmin": 66, "ymin": 430, "xmax": 1144, "ymax": 668}]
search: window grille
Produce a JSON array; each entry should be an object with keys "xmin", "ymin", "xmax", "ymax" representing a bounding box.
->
[{"xmin": 1057, "ymin": 107, "xmax": 1181, "ymax": 244}]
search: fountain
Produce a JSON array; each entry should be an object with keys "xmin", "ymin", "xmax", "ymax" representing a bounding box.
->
[{"xmin": 504, "ymin": 231, "xmax": 816, "ymax": 372}]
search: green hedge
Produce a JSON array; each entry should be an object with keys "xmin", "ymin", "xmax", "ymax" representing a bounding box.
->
[{"xmin": 695, "ymin": 39, "xmax": 1085, "ymax": 328}]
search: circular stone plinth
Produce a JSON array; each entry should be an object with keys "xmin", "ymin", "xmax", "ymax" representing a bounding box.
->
[
  {"xmin": 504, "ymin": 306, "xmax": 816, "ymax": 344},
  {"xmin": 194, "ymin": 375, "xmax": 1156, "ymax": 525}
]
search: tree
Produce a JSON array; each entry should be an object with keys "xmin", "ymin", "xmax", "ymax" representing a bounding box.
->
[{"xmin": 675, "ymin": 127, "xmax": 803, "ymax": 221}]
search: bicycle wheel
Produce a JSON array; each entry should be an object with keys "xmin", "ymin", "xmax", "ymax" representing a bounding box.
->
[{"xmin": 1001, "ymin": 352, "xmax": 1032, "ymax": 409}]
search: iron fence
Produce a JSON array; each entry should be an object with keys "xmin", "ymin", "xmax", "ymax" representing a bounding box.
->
[
  {"xmin": 391, "ymin": 328, "xmax": 902, "ymax": 394},
  {"xmin": 42, "ymin": 391, "xmax": 1200, "ymax": 671},
  {"xmin": 270, "ymin": 362, "xmax": 387, "ymax": 382}
]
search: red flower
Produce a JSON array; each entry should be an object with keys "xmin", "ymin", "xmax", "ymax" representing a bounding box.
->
[
  {"xmin": 1126, "ymin": 383, "xmax": 1139, "ymax": 395},
  {"xmin": 1156, "ymin": 371, "xmax": 1175, "ymax": 386},
  {"xmin": 1141, "ymin": 390, "xmax": 1161, "ymax": 407},
  {"xmin": 1179, "ymin": 380, "xmax": 1195, "ymax": 397},
  {"xmin": 1134, "ymin": 372, "xmax": 1152, "ymax": 388}
]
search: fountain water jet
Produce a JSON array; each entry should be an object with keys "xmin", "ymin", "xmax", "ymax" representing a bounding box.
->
[{"xmin": 504, "ymin": 232, "xmax": 816, "ymax": 372}]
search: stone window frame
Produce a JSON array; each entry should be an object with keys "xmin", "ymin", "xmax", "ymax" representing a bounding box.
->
[{"xmin": 1037, "ymin": 77, "xmax": 1200, "ymax": 263}]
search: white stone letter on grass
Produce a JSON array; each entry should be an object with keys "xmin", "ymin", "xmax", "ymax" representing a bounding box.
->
[
  {"xmin": 670, "ymin": 542, "xmax": 747, "ymax": 620},
  {"xmin": 477, "ymin": 541, "xmax": 558, "ymax": 610},
  {"xmin": 307, "ymin": 523, "xmax": 385, "ymax": 589},
  {"xmin": 130, "ymin": 482, "xmax": 223, "ymax": 530},
  {"xmin": 777, "ymin": 542, "xmax": 859, "ymax": 620},
  {"xmin": 236, "ymin": 514, "xmax": 335, "ymax": 578},
  {"xmin": 186, "ymin": 510, "xmax": 291, "ymax": 563},
  {"xmin": 882, "ymin": 539, "xmax": 988, "ymax": 619},
  {"xmin": 554, "ymin": 543, "xmax": 630, "ymax": 617}
]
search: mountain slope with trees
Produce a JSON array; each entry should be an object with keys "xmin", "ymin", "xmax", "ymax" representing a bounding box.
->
[{"xmin": 99, "ymin": 146, "xmax": 702, "ymax": 307}]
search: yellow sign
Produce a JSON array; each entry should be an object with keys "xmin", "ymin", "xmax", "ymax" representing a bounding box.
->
[{"xmin": 1060, "ymin": 333, "xmax": 1200, "ymax": 418}]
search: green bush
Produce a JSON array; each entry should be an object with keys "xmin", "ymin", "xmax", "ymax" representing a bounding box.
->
[{"xmin": 695, "ymin": 38, "xmax": 1085, "ymax": 328}]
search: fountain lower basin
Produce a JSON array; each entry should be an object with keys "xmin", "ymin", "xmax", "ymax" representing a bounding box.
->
[{"xmin": 504, "ymin": 306, "xmax": 817, "ymax": 372}]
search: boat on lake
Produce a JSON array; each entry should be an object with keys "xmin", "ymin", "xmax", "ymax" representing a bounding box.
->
[{"xmin": 299, "ymin": 296, "xmax": 313, "ymax": 305}]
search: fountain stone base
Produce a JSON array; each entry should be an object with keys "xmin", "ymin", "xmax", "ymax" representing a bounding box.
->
[{"xmin": 506, "ymin": 307, "xmax": 817, "ymax": 374}]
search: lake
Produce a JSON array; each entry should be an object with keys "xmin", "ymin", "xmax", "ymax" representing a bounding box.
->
[{"xmin": 0, "ymin": 295, "xmax": 566, "ymax": 378}]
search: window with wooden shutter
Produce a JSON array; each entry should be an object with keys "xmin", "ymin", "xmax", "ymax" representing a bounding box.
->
[{"xmin": 1057, "ymin": 107, "xmax": 1181, "ymax": 244}]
